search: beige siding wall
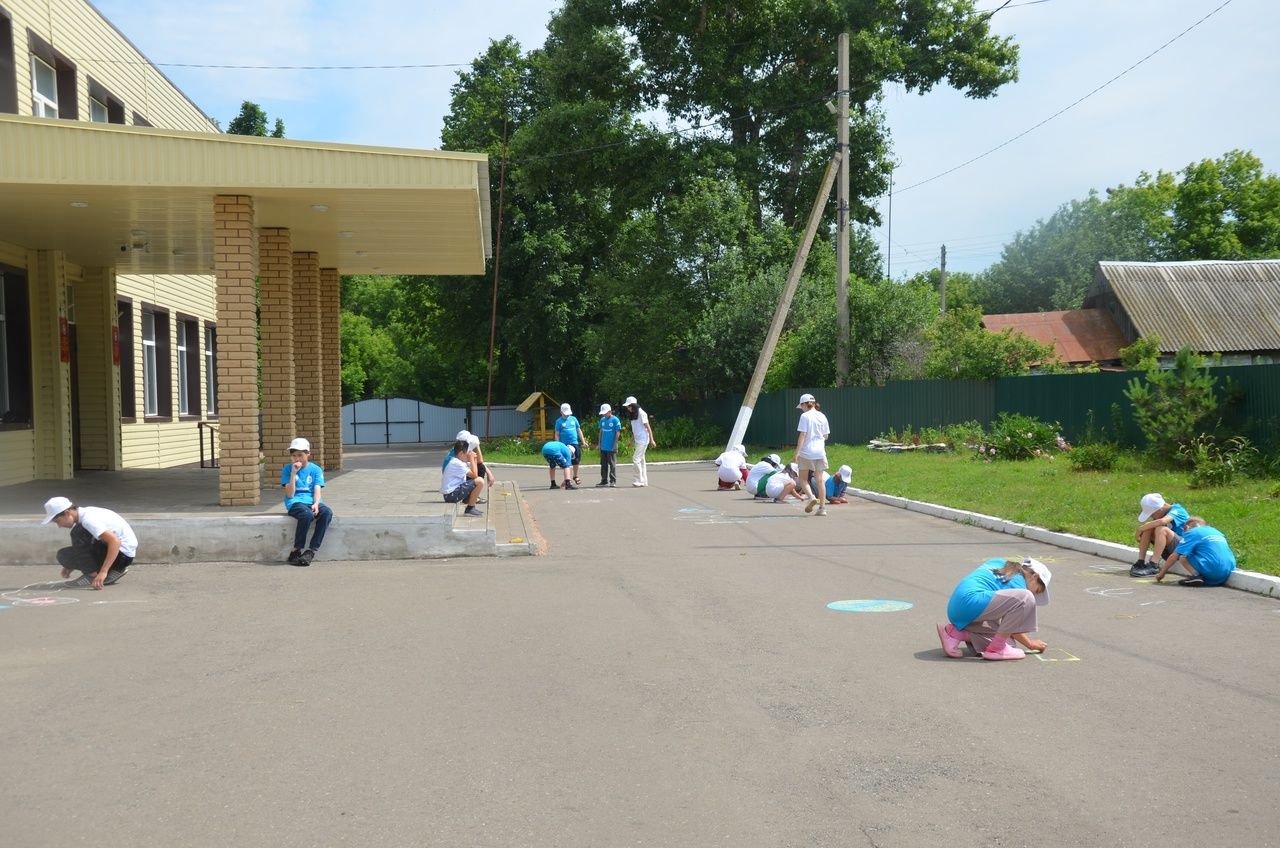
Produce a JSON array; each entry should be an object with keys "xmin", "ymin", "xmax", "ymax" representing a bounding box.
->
[
  {"xmin": 117, "ymin": 272, "xmax": 219, "ymax": 468},
  {"xmin": 0, "ymin": 430, "xmax": 36, "ymax": 485},
  {"xmin": 6, "ymin": 0, "xmax": 216, "ymax": 130}
]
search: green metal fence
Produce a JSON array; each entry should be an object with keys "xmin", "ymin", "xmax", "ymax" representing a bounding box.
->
[{"xmin": 677, "ymin": 363, "xmax": 1280, "ymax": 451}]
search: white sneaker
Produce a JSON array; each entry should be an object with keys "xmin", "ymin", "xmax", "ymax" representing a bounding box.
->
[
  {"xmin": 632, "ymin": 481, "xmax": 645, "ymax": 487},
  {"xmin": 816, "ymin": 507, "xmax": 827, "ymax": 516}
]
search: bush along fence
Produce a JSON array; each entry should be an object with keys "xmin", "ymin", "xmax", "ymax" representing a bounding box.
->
[{"xmin": 673, "ymin": 362, "xmax": 1280, "ymax": 451}]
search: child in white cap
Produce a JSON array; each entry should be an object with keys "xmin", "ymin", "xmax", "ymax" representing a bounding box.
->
[
  {"xmin": 281, "ymin": 437, "xmax": 332, "ymax": 566},
  {"xmin": 554, "ymin": 403, "xmax": 588, "ymax": 486},
  {"xmin": 1131, "ymin": 492, "xmax": 1189, "ymax": 577},
  {"xmin": 745, "ymin": 454, "xmax": 781, "ymax": 499},
  {"xmin": 825, "ymin": 465, "xmax": 853, "ymax": 504},
  {"xmin": 622, "ymin": 396, "xmax": 655, "ymax": 487},
  {"xmin": 714, "ymin": 444, "xmax": 749, "ymax": 490},
  {"xmin": 41, "ymin": 496, "xmax": 138, "ymax": 589},
  {"xmin": 938, "ymin": 557, "xmax": 1052, "ymax": 661},
  {"xmin": 596, "ymin": 403, "xmax": 623, "ymax": 487}
]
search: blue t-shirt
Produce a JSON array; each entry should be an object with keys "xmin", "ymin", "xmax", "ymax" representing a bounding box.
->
[
  {"xmin": 280, "ymin": 461, "xmax": 325, "ymax": 509},
  {"xmin": 555, "ymin": 415, "xmax": 581, "ymax": 446},
  {"xmin": 598, "ymin": 415, "xmax": 622, "ymax": 451},
  {"xmin": 1166, "ymin": 503, "xmax": 1190, "ymax": 535},
  {"xmin": 826, "ymin": 475, "xmax": 848, "ymax": 499},
  {"xmin": 947, "ymin": 559, "xmax": 1029, "ymax": 631},
  {"xmin": 1174, "ymin": 525, "xmax": 1236, "ymax": 586},
  {"xmin": 541, "ymin": 441, "xmax": 573, "ymax": 467}
]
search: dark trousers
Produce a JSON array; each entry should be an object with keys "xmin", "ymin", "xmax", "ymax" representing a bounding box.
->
[
  {"xmin": 600, "ymin": 450, "xmax": 617, "ymax": 484},
  {"xmin": 288, "ymin": 503, "xmax": 333, "ymax": 551},
  {"xmin": 57, "ymin": 540, "xmax": 133, "ymax": 575}
]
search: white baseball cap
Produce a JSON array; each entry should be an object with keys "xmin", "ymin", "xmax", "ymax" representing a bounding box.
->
[
  {"xmin": 454, "ymin": 430, "xmax": 472, "ymax": 443},
  {"xmin": 288, "ymin": 437, "xmax": 310, "ymax": 452},
  {"xmin": 42, "ymin": 496, "xmax": 73, "ymax": 525},
  {"xmin": 767, "ymin": 453, "xmax": 781, "ymax": 466},
  {"xmin": 1138, "ymin": 493, "xmax": 1165, "ymax": 522},
  {"xmin": 466, "ymin": 434, "xmax": 480, "ymax": 449},
  {"xmin": 796, "ymin": 393, "xmax": 816, "ymax": 408},
  {"xmin": 839, "ymin": 465, "xmax": 852, "ymax": 479},
  {"xmin": 623, "ymin": 396, "xmax": 638, "ymax": 406},
  {"xmin": 1023, "ymin": 557, "xmax": 1052, "ymax": 606},
  {"xmin": 734, "ymin": 444, "xmax": 745, "ymax": 455},
  {"xmin": 560, "ymin": 403, "xmax": 572, "ymax": 415},
  {"xmin": 599, "ymin": 403, "xmax": 612, "ymax": 415}
]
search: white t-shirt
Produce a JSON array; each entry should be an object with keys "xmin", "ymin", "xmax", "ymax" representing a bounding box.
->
[
  {"xmin": 765, "ymin": 472, "xmax": 792, "ymax": 500},
  {"xmin": 745, "ymin": 461, "xmax": 775, "ymax": 494},
  {"xmin": 629, "ymin": 408, "xmax": 650, "ymax": 445},
  {"xmin": 715, "ymin": 450, "xmax": 746, "ymax": 482},
  {"xmin": 796, "ymin": 409, "xmax": 830, "ymax": 460},
  {"xmin": 440, "ymin": 455, "xmax": 470, "ymax": 494},
  {"xmin": 78, "ymin": 506, "xmax": 138, "ymax": 558}
]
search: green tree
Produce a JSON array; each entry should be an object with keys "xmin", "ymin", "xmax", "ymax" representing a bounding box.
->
[
  {"xmin": 1124, "ymin": 346, "xmax": 1219, "ymax": 461},
  {"xmin": 226, "ymin": 101, "xmax": 286, "ymax": 137},
  {"xmin": 921, "ymin": 305, "xmax": 1058, "ymax": 380},
  {"xmin": 1118, "ymin": 334, "xmax": 1162, "ymax": 371}
]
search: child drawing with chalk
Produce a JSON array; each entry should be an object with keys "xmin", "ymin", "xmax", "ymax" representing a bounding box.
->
[{"xmin": 937, "ymin": 557, "xmax": 1052, "ymax": 661}]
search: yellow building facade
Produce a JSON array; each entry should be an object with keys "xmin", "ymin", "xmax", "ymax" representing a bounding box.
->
[{"xmin": 0, "ymin": 0, "xmax": 491, "ymax": 502}]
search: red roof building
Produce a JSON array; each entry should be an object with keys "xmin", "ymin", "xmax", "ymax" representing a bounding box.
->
[{"xmin": 981, "ymin": 309, "xmax": 1129, "ymax": 367}]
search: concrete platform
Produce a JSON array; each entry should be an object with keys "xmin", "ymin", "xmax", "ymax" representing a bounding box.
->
[{"xmin": 0, "ymin": 444, "xmax": 536, "ymax": 564}]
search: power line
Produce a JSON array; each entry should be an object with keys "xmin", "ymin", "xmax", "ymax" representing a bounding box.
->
[{"xmin": 897, "ymin": 0, "xmax": 1237, "ymax": 194}]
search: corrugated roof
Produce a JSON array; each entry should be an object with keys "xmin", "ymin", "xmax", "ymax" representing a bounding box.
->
[
  {"xmin": 982, "ymin": 309, "xmax": 1128, "ymax": 364},
  {"xmin": 1088, "ymin": 260, "xmax": 1280, "ymax": 353}
]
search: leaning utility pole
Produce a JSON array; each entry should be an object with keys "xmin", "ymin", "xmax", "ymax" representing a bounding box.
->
[
  {"xmin": 835, "ymin": 32, "xmax": 851, "ymax": 386},
  {"xmin": 939, "ymin": 244, "xmax": 948, "ymax": 314},
  {"xmin": 726, "ymin": 151, "xmax": 842, "ymax": 452}
]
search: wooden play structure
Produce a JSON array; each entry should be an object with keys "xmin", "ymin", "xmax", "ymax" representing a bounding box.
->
[{"xmin": 516, "ymin": 391, "xmax": 558, "ymax": 442}]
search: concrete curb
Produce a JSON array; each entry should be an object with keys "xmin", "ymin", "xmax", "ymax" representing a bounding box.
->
[{"xmin": 850, "ymin": 487, "xmax": 1280, "ymax": 600}]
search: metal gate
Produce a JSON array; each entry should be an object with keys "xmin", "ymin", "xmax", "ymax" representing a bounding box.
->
[{"xmin": 342, "ymin": 398, "xmax": 532, "ymax": 445}]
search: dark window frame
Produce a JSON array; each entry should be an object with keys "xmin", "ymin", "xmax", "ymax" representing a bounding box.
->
[
  {"xmin": 203, "ymin": 321, "xmax": 217, "ymax": 419},
  {"xmin": 117, "ymin": 297, "xmax": 135, "ymax": 422},
  {"xmin": 0, "ymin": 8, "xmax": 17, "ymax": 115},
  {"xmin": 86, "ymin": 77, "xmax": 125, "ymax": 124},
  {"xmin": 175, "ymin": 313, "xmax": 201, "ymax": 419},
  {"xmin": 140, "ymin": 303, "xmax": 171, "ymax": 420},
  {"xmin": 27, "ymin": 30, "xmax": 76, "ymax": 120},
  {"xmin": 0, "ymin": 263, "xmax": 33, "ymax": 429}
]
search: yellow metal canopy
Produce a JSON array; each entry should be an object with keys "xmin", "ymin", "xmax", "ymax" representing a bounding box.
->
[{"xmin": 0, "ymin": 115, "xmax": 492, "ymax": 276}]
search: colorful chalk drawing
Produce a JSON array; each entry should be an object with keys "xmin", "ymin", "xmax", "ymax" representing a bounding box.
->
[
  {"xmin": 1084, "ymin": 586, "xmax": 1133, "ymax": 598},
  {"xmin": 677, "ymin": 506, "xmax": 719, "ymax": 514},
  {"xmin": 1033, "ymin": 648, "xmax": 1081, "ymax": 662},
  {"xmin": 827, "ymin": 599, "xmax": 914, "ymax": 613},
  {"xmin": 1, "ymin": 579, "xmax": 146, "ymax": 609}
]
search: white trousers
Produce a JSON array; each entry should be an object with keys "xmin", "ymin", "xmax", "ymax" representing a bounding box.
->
[{"xmin": 632, "ymin": 442, "xmax": 649, "ymax": 485}]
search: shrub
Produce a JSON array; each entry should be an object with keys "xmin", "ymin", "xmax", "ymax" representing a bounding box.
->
[
  {"xmin": 1180, "ymin": 434, "xmax": 1258, "ymax": 488},
  {"xmin": 657, "ymin": 415, "xmax": 726, "ymax": 449},
  {"xmin": 975, "ymin": 412, "xmax": 1059, "ymax": 461},
  {"xmin": 1125, "ymin": 346, "xmax": 1218, "ymax": 461},
  {"xmin": 1067, "ymin": 442, "xmax": 1119, "ymax": 472},
  {"xmin": 488, "ymin": 436, "xmax": 538, "ymax": 456},
  {"xmin": 944, "ymin": 420, "xmax": 986, "ymax": 450}
]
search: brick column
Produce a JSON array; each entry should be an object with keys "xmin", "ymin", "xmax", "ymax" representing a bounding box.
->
[
  {"xmin": 30, "ymin": 250, "xmax": 73, "ymax": 479},
  {"xmin": 259, "ymin": 228, "xmax": 295, "ymax": 483},
  {"xmin": 320, "ymin": 267, "xmax": 342, "ymax": 471},
  {"xmin": 292, "ymin": 252, "xmax": 323, "ymax": 464},
  {"xmin": 213, "ymin": 195, "xmax": 260, "ymax": 506}
]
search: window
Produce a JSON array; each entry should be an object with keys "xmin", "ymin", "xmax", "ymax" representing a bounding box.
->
[
  {"xmin": 30, "ymin": 54, "xmax": 56, "ymax": 117},
  {"xmin": 28, "ymin": 31, "xmax": 76, "ymax": 120},
  {"xmin": 0, "ymin": 11, "xmax": 16, "ymax": 115},
  {"xmin": 0, "ymin": 266, "xmax": 32, "ymax": 426},
  {"xmin": 132, "ymin": 111, "xmax": 152, "ymax": 127},
  {"xmin": 87, "ymin": 79, "xmax": 125, "ymax": 124},
  {"xmin": 141, "ymin": 305, "xmax": 170, "ymax": 418},
  {"xmin": 118, "ymin": 299, "xmax": 134, "ymax": 420},
  {"xmin": 177, "ymin": 317, "xmax": 200, "ymax": 417},
  {"xmin": 204, "ymin": 323, "xmax": 217, "ymax": 416}
]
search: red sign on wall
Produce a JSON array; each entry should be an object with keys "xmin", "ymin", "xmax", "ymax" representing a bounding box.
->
[
  {"xmin": 59, "ymin": 317, "xmax": 70, "ymax": 363},
  {"xmin": 112, "ymin": 325, "xmax": 120, "ymax": 365}
]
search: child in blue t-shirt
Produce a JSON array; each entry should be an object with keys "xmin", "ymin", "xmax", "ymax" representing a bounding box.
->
[
  {"xmin": 555, "ymin": 403, "xmax": 588, "ymax": 485},
  {"xmin": 541, "ymin": 440, "xmax": 576, "ymax": 490},
  {"xmin": 596, "ymin": 403, "xmax": 623, "ymax": 487},
  {"xmin": 1131, "ymin": 492, "xmax": 1191, "ymax": 577},
  {"xmin": 1156, "ymin": 517, "xmax": 1236, "ymax": 586},
  {"xmin": 280, "ymin": 436, "xmax": 332, "ymax": 566}
]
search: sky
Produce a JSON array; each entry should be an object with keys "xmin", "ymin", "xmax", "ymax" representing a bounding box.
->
[{"xmin": 92, "ymin": 0, "xmax": 1279, "ymax": 276}]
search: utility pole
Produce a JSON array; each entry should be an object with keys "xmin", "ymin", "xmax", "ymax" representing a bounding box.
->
[
  {"xmin": 726, "ymin": 152, "xmax": 842, "ymax": 452},
  {"xmin": 885, "ymin": 169, "xmax": 893, "ymax": 281},
  {"xmin": 835, "ymin": 32, "xmax": 850, "ymax": 386},
  {"xmin": 939, "ymin": 244, "xmax": 947, "ymax": 314}
]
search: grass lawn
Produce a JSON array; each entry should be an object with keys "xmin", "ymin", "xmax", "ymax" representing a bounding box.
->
[{"xmin": 486, "ymin": 440, "xmax": 1279, "ymax": 576}]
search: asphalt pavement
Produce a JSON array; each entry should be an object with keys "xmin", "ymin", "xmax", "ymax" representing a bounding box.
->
[{"xmin": 2, "ymin": 461, "xmax": 1277, "ymax": 847}]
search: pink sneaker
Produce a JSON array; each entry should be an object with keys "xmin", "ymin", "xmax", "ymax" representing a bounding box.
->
[
  {"xmin": 936, "ymin": 623, "xmax": 964, "ymax": 658},
  {"xmin": 981, "ymin": 642, "xmax": 1027, "ymax": 661}
]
